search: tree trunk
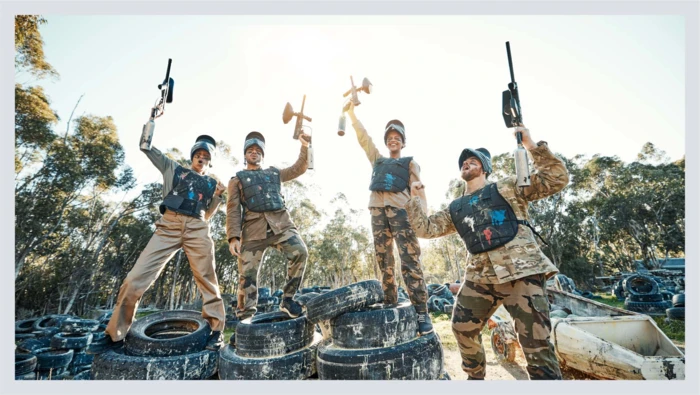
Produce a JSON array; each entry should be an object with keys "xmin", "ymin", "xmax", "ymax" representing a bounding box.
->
[{"xmin": 63, "ymin": 285, "xmax": 80, "ymax": 315}]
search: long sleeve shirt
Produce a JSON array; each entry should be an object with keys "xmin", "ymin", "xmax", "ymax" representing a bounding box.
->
[
  {"xmin": 226, "ymin": 145, "xmax": 308, "ymax": 243},
  {"xmin": 141, "ymin": 146, "xmax": 221, "ymax": 221},
  {"xmin": 405, "ymin": 141, "xmax": 570, "ymax": 284},
  {"xmin": 351, "ymin": 118, "xmax": 421, "ymax": 209}
]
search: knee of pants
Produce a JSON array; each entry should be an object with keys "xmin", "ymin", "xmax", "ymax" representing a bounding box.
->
[{"xmin": 295, "ymin": 244, "xmax": 309, "ymax": 262}]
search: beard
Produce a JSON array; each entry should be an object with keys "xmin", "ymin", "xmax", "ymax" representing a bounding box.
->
[{"xmin": 461, "ymin": 168, "xmax": 480, "ymax": 182}]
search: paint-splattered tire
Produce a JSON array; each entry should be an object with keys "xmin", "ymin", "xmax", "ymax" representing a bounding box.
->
[
  {"xmin": 35, "ymin": 349, "xmax": 74, "ymax": 371},
  {"xmin": 330, "ymin": 302, "xmax": 417, "ymax": 349},
  {"xmin": 305, "ymin": 280, "xmax": 384, "ymax": 324},
  {"xmin": 16, "ymin": 337, "xmax": 51, "ymax": 353},
  {"xmin": 60, "ymin": 318, "xmax": 100, "ymax": 334},
  {"xmin": 235, "ymin": 311, "xmax": 314, "ymax": 358},
  {"xmin": 627, "ymin": 293, "xmax": 664, "ymax": 303},
  {"xmin": 15, "ymin": 353, "xmax": 37, "ymax": 376},
  {"xmin": 50, "ymin": 332, "xmax": 93, "ymax": 350},
  {"xmin": 622, "ymin": 274, "xmax": 659, "ymax": 296},
  {"xmin": 15, "ymin": 318, "xmax": 39, "ymax": 334},
  {"xmin": 91, "ymin": 348, "xmax": 218, "ymax": 380},
  {"xmin": 124, "ymin": 310, "xmax": 211, "ymax": 357},
  {"xmin": 218, "ymin": 332, "xmax": 322, "ymax": 380},
  {"xmin": 317, "ymin": 331, "xmax": 444, "ymax": 380},
  {"xmin": 72, "ymin": 369, "xmax": 92, "ymax": 380}
]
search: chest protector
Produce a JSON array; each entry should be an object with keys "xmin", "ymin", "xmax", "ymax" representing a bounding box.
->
[
  {"xmin": 160, "ymin": 166, "xmax": 217, "ymax": 218},
  {"xmin": 449, "ymin": 183, "xmax": 521, "ymax": 254},
  {"xmin": 369, "ymin": 156, "xmax": 412, "ymax": 193},
  {"xmin": 236, "ymin": 168, "xmax": 285, "ymax": 213}
]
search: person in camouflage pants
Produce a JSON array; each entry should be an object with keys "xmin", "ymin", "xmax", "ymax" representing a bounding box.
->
[
  {"xmin": 226, "ymin": 131, "xmax": 311, "ymax": 319},
  {"xmin": 405, "ymin": 125, "xmax": 569, "ymax": 380},
  {"xmin": 346, "ymin": 102, "xmax": 433, "ymax": 335}
]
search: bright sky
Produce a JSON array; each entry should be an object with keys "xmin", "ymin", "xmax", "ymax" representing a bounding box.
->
[{"xmin": 30, "ymin": 15, "xmax": 684, "ymax": 221}]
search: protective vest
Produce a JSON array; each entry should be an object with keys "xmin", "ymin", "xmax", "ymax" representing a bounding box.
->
[
  {"xmin": 236, "ymin": 168, "xmax": 285, "ymax": 213},
  {"xmin": 160, "ymin": 166, "xmax": 217, "ymax": 218},
  {"xmin": 448, "ymin": 183, "xmax": 522, "ymax": 254},
  {"xmin": 369, "ymin": 157, "xmax": 412, "ymax": 193}
]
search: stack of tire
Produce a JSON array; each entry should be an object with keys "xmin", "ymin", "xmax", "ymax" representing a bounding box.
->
[
  {"xmin": 622, "ymin": 274, "xmax": 671, "ymax": 314},
  {"xmin": 611, "ymin": 276, "xmax": 628, "ymax": 301},
  {"xmin": 256, "ymin": 287, "xmax": 280, "ymax": 314},
  {"xmin": 666, "ymin": 294, "xmax": 685, "ymax": 321},
  {"xmin": 426, "ymin": 283, "xmax": 455, "ymax": 314},
  {"xmin": 218, "ymin": 311, "xmax": 321, "ymax": 380},
  {"xmin": 91, "ymin": 310, "xmax": 218, "ymax": 380},
  {"xmin": 306, "ymin": 280, "xmax": 445, "ymax": 380},
  {"xmin": 15, "ymin": 314, "xmax": 102, "ymax": 380}
]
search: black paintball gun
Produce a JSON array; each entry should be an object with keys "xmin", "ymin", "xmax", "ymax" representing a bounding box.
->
[
  {"xmin": 338, "ymin": 76, "xmax": 373, "ymax": 136},
  {"xmin": 502, "ymin": 42, "xmax": 531, "ymax": 187},
  {"xmin": 282, "ymin": 95, "xmax": 314, "ymax": 169},
  {"xmin": 140, "ymin": 59, "xmax": 175, "ymax": 150}
]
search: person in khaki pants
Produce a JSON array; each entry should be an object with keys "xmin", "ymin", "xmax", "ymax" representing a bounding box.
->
[
  {"xmin": 226, "ymin": 131, "xmax": 310, "ymax": 320},
  {"xmin": 104, "ymin": 133, "xmax": 227, "ymax": 351}
]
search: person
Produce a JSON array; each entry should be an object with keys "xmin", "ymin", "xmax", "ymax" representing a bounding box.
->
[
  {"xmin": 345, "ymin": 102, "xmax": 433, "ymax": 335},
  {"xmin": 226, "ymin": 131, "xmax": 311, "ymax": 319},
  {"xmin": 105, "ymin": 133, "xmax": 227, "ymax": 351},
  {"xmin": 405, "ymin": 125, "xmax": 569, "ymax": 380}
]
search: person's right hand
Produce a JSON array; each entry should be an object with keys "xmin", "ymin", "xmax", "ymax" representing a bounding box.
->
[{"xmin": 229, "ymin": 238, "xmax": 241, "ymax": 257}]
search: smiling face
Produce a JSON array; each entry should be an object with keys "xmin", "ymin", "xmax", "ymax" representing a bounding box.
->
[
  {"xmin": 245, "ymin": 145, "xmax": 263, "ymax": 167},
  {"xmin": 191, "ymin": 149, "xmax": 211, "ymax": 174},
  {"xmin": 460, "ymin": 156, "xmax": 484, "ymax": 182},
  {"xmin": 385, "ymin": 131, "xmax": 404, "ymax": 154}
]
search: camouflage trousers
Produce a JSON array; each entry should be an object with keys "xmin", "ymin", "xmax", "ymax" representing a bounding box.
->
[
  {"xmin": 235, "ymin": 228, "xmax": 308, "ymax": 319},
  {"xmin": 451, "ymin": 274, "xmax": 562, "ymax": 380},
  {"xmin": 370, "ymin": 206, "xmax": 429, "ymax": 314}
]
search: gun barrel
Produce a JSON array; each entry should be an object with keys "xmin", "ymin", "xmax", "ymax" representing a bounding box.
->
[
  {"xmin": 506, "ymin": 42, "xmax": 515, "ymax": 83},
  {"xmin": 301, "ymin": 94, "xmax": 306, "ymax": 114},
  {"xmin": 164, "ymin": 58, "xmax": 172, "ymax": 82}
]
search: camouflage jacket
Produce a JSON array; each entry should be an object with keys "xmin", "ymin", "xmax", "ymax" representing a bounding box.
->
[
  {"xmin": 226, "ymin": 145, "xmax": 308, "ymax": 243},
  {"xmin": 405, "ymin": 141, "xmax": 569, "ymax": 284}
]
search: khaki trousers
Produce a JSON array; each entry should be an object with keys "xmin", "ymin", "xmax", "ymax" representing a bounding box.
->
[{"xmin": 105, "ymin": 210, "xmax": 226, "ymax": 341}]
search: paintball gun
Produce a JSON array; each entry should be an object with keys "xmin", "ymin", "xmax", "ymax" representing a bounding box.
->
[
  {"xmin": 501, "ymin": 42, "xmax": 531, "ymax": 188},
  {"xmin": 282, "ymin": 95, "xmax": 314, "ymax": 170},
  {"xmin": 338, "ymin": 76, "xmax": 373, "ymax": 136},
  {"xmin": 140, "ymin": 59, "xmax": 175, "ymax": 150}
]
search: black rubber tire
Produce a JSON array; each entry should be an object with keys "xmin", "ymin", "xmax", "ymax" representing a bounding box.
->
[
  {"xmin": 15, "ymin": 371, "xmax": 37, "ymax": 380},
  {"xmin": 235, "ymin": 311, "xmax": 314, "ymax": 358},
  {"xmin": 51, "ymin": 332, "xmax": 93, "ymax": 350},
  {"xmin": 623, "ymin": 274, "xmax": 659, "ymax": 296},
  {"xmin": 60, "ymin": 318, "xmax": 100, "ymax": 334},
  {"xmin": 294, "ymin": 292, "xmax": 321, "ymax": 306},
  {"xmin": 32, "ymin": 314, "xmax": 73, "ymax": 332},
  {"xmin": 17, "ymin": 337, "xmax": 52, "ymax": 353},
  {"xmin": 624, "ymin": 299, "xmax": 669, "ymax": 313},
  {"xmin": 15, "ymin": 333, "xmax": 36, "ymax": 342},
  {"xmin": 124, "ymin": 310, "xmax": 211, "ymax": 357},
  {"xmin": 258, "ymin": 287, "xmax": 271, "ymax": 298},
  {"xmin": 37, "ymin": 368, "xmax": 70, "ymax": 380},
  {"xmin": 660, "ymin": 291, "xmax": 674, "ymax": 301},
  {"xmin": 15, "ymin": 353, "xmax": 37, "ymax": 376},
  {"xmin": 71, "ymin": 351, "xmax": 94, "ymax": 366},
  {"xmin": 627, "ymin": 293, "xmax": 663, "ymax": 303},
  {"xmin": 91, "ymin": 347, "xmax": 218, "ymax": 380},
  {"xmin": 305, "ymin": 280, "xmax": 384, "ymax": 324},
  {"xmin": 72, "ymin": 369, "xmax": 92, "ymax": 380},
  {"xmin": 672, "ymin": 293, "xmax": 685, "ymax": 308},
  {"xmin": 666, "ymin": 307, "xmax": 685, "ymax": 321},
  {"xmin": 330, "ymin": 302, "xmax": 418, "ymax": 349},
  {"xmin": 35, "ymin": 349, "xmax": 74, "ymax": 371},
  {"xmin": 439, "ymin": 371, "xmax": 451, "ymax": 380},
  {"xmin": 15, "ymin": 318, "xmax": 39, "ymax": 334},
  {"xmin": 257, "ymin": 296, "xmax": 275, "ymax": 307},
  {"xmin": 218, "ymin": 332, "xmax": 322, "ymax": 380},
  {"xmin": 317, "ymin": 331, "xmax": 444, "ymax": 380},
  {"xmin": 91, "ymin": 328, "xmax": 107, "ymax": 343}
]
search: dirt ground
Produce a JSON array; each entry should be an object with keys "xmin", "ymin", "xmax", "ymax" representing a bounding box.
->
[{"xmin": 434, "ymin": 318, "xmax": 598, "ymax": 380}]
